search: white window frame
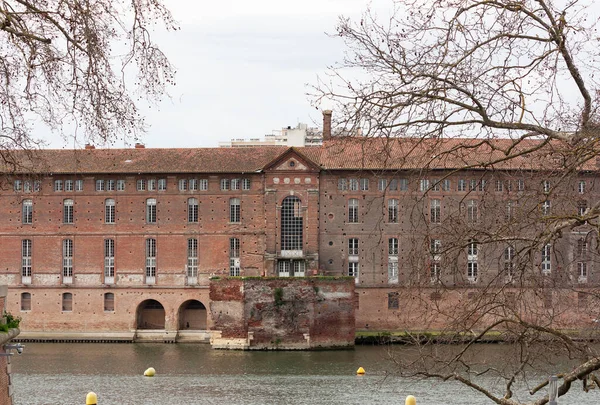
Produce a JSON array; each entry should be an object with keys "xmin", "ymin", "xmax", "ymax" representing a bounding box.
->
[
  {"xmin": 188, "ymin": 198, "xmax": 199, "ymax": 223},
  {"xmin": 187, "ymin": 238, "xmax": 198, "ymax": 284},
  {"xmin": 62, "ymin": 239, "xmax": 73, "ymax": 284},
  {"xmin": 104, "ymin": 239, "xmax": 115, "ymax": 285},
  {"xmin": 229, "ymin": 237, "xmax": 240, "ymax": 276},
  {"xmin": 22, "ymin": 199, "xmax": 33, "ymax": 224},
  {"xmin": 145, "ymin": 238, "xmax": 156, "ymax": 284},
  {"xmin": 541, "ymin": 244, "xmax": 552, "ymax": 275},
  {"xmin": 22, "ymin": 239, "xmax": 32, "ymax": 284},
  {"xmin": 146, "ymin": 198, "xmax": 157, "ymax": 224},
  {"xmin": 105, "ymin": 199, "xmax": 116, "ymax": 224},
  {"xmin": 63, "ymin": 199, "xmax": 74, "ymax": 224}
]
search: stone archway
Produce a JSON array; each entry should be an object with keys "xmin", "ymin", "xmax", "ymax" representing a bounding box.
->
[
  {"xmin": 136, "ymin": 299, "xmax": 166, "ymax": 329},
  {"xmin": 178, "ymin": 300, "xmax": 207, "ymax": 330}
]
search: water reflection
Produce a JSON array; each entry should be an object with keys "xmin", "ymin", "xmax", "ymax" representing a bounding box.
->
[{"xmin": 10, "ymin": 343, "xmax": 600, "ymax": 405}]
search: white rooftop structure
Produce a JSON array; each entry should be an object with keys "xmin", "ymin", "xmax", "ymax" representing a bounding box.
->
[{"xmin": 219, "ymin": 123, "xmax": 322, "ymax": 148}]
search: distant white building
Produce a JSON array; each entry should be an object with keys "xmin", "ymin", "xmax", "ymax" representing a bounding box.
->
[{"xmin": 219, "ymin": 123, "xmax": 323, "ymax": 148}]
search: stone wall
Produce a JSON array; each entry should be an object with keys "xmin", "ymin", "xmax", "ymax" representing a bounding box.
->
[{"xmin": 210, "ymin": 277, "xmax": 355, "ymax": 350}]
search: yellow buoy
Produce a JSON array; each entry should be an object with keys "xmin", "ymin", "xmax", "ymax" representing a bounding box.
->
[
  {"xmin": 405, "ymin": 395, "xmax": 416, "ymax": 405},
  {"xmin": 144, "ymin": 367, "xmax": 156, "ymax": 377},
  {"xmin": 356, "ymin": 367, "xmax": 365, "ymax": 375},
  {"xmin": 86, "ymin": 392, "xmax": 98, "ymax": 405}
]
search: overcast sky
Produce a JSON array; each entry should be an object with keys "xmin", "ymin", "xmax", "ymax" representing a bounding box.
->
[{"xmin": 40, "ymin": 0, "xmax": 381, "ymax": 149}]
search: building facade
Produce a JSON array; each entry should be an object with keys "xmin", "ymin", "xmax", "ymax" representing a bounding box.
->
[{"xmin": 0, "ymin": 135, "xmax": 598, "ymax": 341}]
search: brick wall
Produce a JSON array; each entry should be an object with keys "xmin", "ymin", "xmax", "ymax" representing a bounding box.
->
[{"xmin": 210, "ymin": 277, "xmax": 355, "ymax": 349}]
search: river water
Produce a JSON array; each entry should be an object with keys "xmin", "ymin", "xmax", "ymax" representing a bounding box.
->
[{"xmin": 10, "ymin": 343, "xmax": 600, "ymax": 404}]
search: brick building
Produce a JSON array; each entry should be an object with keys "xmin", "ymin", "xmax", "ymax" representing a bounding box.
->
[{"xmin": 0, "ymin": 125, "xmax": 597, "ymax": 341}]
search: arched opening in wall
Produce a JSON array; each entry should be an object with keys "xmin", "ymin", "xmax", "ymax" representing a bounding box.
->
[
  {"xmin": 178, "ymin": 300, "xmax": 207, "ymax": 330},
  {"xmin": 136, "ymin": 299, "xmax": 165, "ymax": 330}
]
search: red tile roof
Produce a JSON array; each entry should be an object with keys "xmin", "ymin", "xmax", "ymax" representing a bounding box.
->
[{"xmin": 1, "ymin": 137, "xmax": 595, "ymax": 174}]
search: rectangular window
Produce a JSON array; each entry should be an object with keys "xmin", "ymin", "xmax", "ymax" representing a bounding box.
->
[
  {"xmin": 430, "ymin": 239, "xmax": 441, "ymax": 257},
  {"xmin": 63, "ymin": 239, "xmax": 73, "ymax": 283},
  {"xmin": 543, "ymin": 180, "xmax": 550, "ymax": 193},
  {"xmin": 229, "ymin": 198, "xmax": 241, "ymax": 223},
  {"xmin": 469, "ymin": 179, "xmax": 477, "ymax": 191},
  {"xmin": 231, "ymin": 178, "xmax": 240, "ymax": 190},
  {"xmin": 63, "ymin": 199, "xmax": 74, "ymax": 224},
  {"xmin": 23, "ymin": 181, "xmax": 31, "ymax": 193},
  {"xmin": 65, "ymin": 180, "xmax": 74, "ymax": 191},
  {"xmin": 349, "ymin": 179, "xmax": 359, "ymax": 191},
  {"xmin": 104, "ymin": 293, "xmax": 115, "ymax": 312},
  {"xmin": 419, "ymin": 179, "xmax": 429, "ymax": 192},
  {"xmin": 62, "ymin": 293, "xmax": 73, "ymax": 312},
  {"xmin": 220, "ymin": 178, "xmax": 230, "ymax": 191},
  {"xmin": 577, "ymin": 239, "xmax": 588, "ymax": 257},
  {"xmin": 21, "ymin": 292, "xmax": 31, "ymax": 311},
  {"xmin": 457, "ymin": 179, "xmax": 466, "ymax": 192},
  {"xmin": 148, "ymin": 179, "xmax": 157, "ymax": 191},
  {"xmin": 96, "ymin": 179, "xmax": 105, "ymax": 191},
  {"xmin": 137, "ymin": 179, "xmax": 146, "ymax": 191},
  {"xmin": 158, "ymin": 178, "xmax": 167, "ymax": 191},
  {"xmin": 22, "ymin": 239, "xmax": 32, "ymax": 279},
  {"xmin": 348, "ymin": 238, "xmax": 359, "ymax": 256},
  {"xmin": 495, "ymin": 180, "xmax": 503, "ymax": 192},
  {"xmin": 187, "ymin": 238, "xmax": 199, "ymax": 279},
  {"xmin": 338, "ymin": 178, "xmax": 348, "ymax": 191},
  {"xmin": 388, "ymin": 199, "xmax": 399, "ymax": 223},
  {"xmin": 578, "ymin": 200, "xmax": 588, "ymax": 216},
  {"xmin": 105, "ymin": 199, "xmax": 116, "ymax": 224},
  {"xmin": 117, "ymin": 180, "xmax": 125, "ymax": 191},
  {"xmin": 578, "ymin": 262, "xmax": 588, "ymax": 283},
  {"xmin": 179, "ymin": 179, "xmax": 188, "ymax": 191},
  {"xmin": 348, "ymin": 199, "xmax": 359, "ymax": 223},
  {"xmin": 389, "ymin": 179, "xmax": 398, "ymax": 191},
  {"xmin": 75, "ymin": 180, "xmax": 84, "ymax": 191},
  {"xmin": 467, "ymin": 239, "xmax": 478, "ymax": 282},
  {"xmin": 229, "ymin": 238, "xmax": 240, "ymax": 276},
  {"xmin": 378, "ymin": 179, "xmax": 387, "ymax": 192},
  {"xmin": 430, "ymin": 262, "xmax": 441, "ymax": 283},
  {"xmin": 242, "ymin": 178, "xmax": 251, "ymax": 190},
  {"xmin": 478, "ymin": 180, "xmax": 486, "ymax": 192},
  {"xmin": 104, "ymin": 239, "xmax": 115, "ymax": 283},
  {"xmin": 388, "ymin": 238, "xmax": 399, "ymax": 255},
  {"xmin": 145, "ymin": 238, "xmax": 157, "ymax": 284},
  {"xmin": 54, "ymin": 180, "xmax": 63, "ymax": 192},
  {"xmin": 505, "ymin": 201, "xmax": 514, "ymax": 221},
  {"xmin": 388, "ymin": 260, "xmax": 398, "ymax": 284},
  {"xmin": 360, "ymin": 178, "xmax": 369, "ymax": 191},
  {"xmin": 189, "ymin": 179, "xmax": 198, "ymax": 191},
  {"xmin": 541, "ymin": 200, "xmax": 551, "ymax": 216},
  {"xmin": 579, "ymin": 180, "xmax": 586, "ymax": 194},
  {"xmin": 22, "ymin": 199, "xmax": 33, "ymax": 224},
  {"xmin": 541, "ymin": 244, "xmax": 552, "ymax": 275},
  {"xmin": 517, "ymin": 179, "xmax": 525, "ymax": 191},
  {"xmin": 146, "ymin": 198, "xmax": 157, "ymax": 223},
  {"xmin": 431, "ymin": 180, "xmax": 440, "ymax": 192},
  {"xmin": 199, "ymin": 179, "xmax": 208, "ymax": 191},
  {"xmin": 505, "ymin": 180, "xmax": 512, "ymax": 192},
  {"xmin": 188, "ymin": 198, "xmax": 199, "ymax": 223},
  {"xmin": 467, "ymin": 200, "xmax": 478, "ymax": 222},
  {"xmin": 388, "ymin": 292, "xmax": 399, "ymax": 309},
  {"xmin": 107, "ymin": 179, "xmax": 115, "ymax": 191},
  {"xmin": 14, "ymin": 180, "xmax": 22, "ymax": 192},
  {"xmin": 33, "ymin": 181, "xmax": 41, "ymax": 192},
  {"xmin": 441, "ymin": 179, "xmax": 451, "ymax": 191},
  {"xmin": 504, "ymin": 246, "xmax": 515, "ymax": 280},
  {"xmin": 399, "ymin": 179, "xmax": 408, "ymax": 191},
  {"xmin": 430, "ymin": 199, "xmax": 441, "ymax": 224},
  {"xmin": 348, "ymin": 261, "xmax": 359, "ymax": 281}
]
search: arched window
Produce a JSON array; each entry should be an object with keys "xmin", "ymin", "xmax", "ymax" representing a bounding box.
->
[
  {"xmin": 188, "ymin": 198, "xmax": 199, "ymax": 223},
  {"xmin": 62, "ymin": 292, "xmax": 73, "ymax": 311},
  {"xmin": 281, "ymin": 196, "xmax": 303, "ymax": 251},
  {"xmin": 146, "ymin": 198, "xmax": 157, "ymax": 223},
  {"xmin": 104, "ymin": 293, "xmax": 115, "ymax": 311},
  {"xmin": 22, "ymin": 199, "xmax": 33, "ymax": 224},
  {"xmin": 348, "ymin": 198, "xmax": 359, "ymax": 223},
  {"xmin": 63, "ymin": 199, "xmax": 74, "ymax": 223},
  {"xmin": 21, "ymin": 292, "xmax": 31, "ymax": 311},
  {"xmin": 105, "ymin": 199, "xmax": 115, "ymax": 223},
  {"xmin": 388, "ymin": 199, "xmax": 399, "ymax": 223},
  {"xmin": 229, "ymin": 198, "xmax": 240, "ymax": 223}
]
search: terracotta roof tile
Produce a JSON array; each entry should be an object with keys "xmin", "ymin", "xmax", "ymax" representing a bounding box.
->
[{"xmin": 1, "ymin": 137, "xmax": 595, "ymax": 175}]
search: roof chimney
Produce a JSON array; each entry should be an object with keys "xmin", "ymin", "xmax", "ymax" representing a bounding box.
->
[
  {"xmin": 134, "ymin": 142, "xmax": 145, "ymax": 149},
  {"xmin": 84, "ymin": 144, "xmax": 95, "ymax": 150},
  {"xmin": 323, "ymin": 110, "xmax": 332, "ymax": 141}
]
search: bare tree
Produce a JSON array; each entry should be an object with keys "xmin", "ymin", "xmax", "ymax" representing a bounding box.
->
[
  {"xmin": 0, "ymin": 0, "xmax": 177, "ymax": 162},
  {"xmin": 316, "ymin": 0, "xmax": 600, "ymax": 403}
]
